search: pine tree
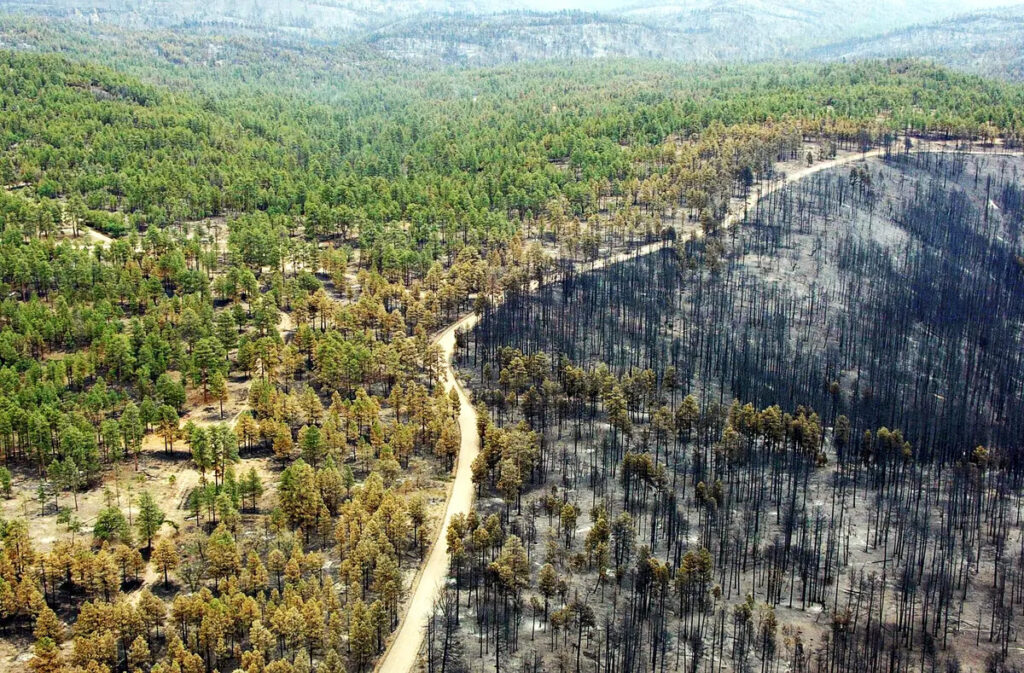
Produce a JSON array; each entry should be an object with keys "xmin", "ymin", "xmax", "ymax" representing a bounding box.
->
[
  {"xmin": 152, "ymin": 537, "xmax": 180, "ymax": 585},
  {"xmin": 279, "ymin": 459, "xmax": 324, "ymax": 537},
  {"xmin": 28, "ymin": 637, "xmax": 62, "ymax": 673},
  {"xmin": 215, "ymin": 310, "xmax": 238, "ymax": 352},
  {"xmin": 210, "ymin": 371, "xmax": 229, "ymax": 419},
  {"xmin": 121, "ymin": 401, "xmax": 145, "ymax": 468},
  {"xmin": 241, "ymin": 467, "xmax": 264, "ymax": 512},
  {"xmin": 538, "ymin": 563, "xmax": 558, "ymax": 618},
  {"xmin": 208, "ymin": 524, "xmax": 241, "ymax": 580},
  {"xmin": 127, "ymin": 634, "xmax": 151, "ymax": 670},
  {"xmin": 192, "ymin": 337, "xmax": 224, "ymax": 400},
  {"xmin": 158, "ymin": 405, "xmax": 179, "ymax": 454},
  {"xmin": 137, "ymin": 589, "xmax": 166, "ymax": 638},
  {"xmin": 349, "ymin": 598, "xmax": 375, "ymax": 672},
  {"xmin": 267, "ymin": 548, "xmax": 287, "ymax": 591},
  {"xmin": 299, "ymin": 425, "xmax": 325, "ymax": 467},
  {"xmin": 93, "ymin": 506, "xmax": 130, "ymax": 544},
  {"xmin": 136, "ymin": 491, "xmax": 165, "ymax": 551},
  {"xmin": 33, "ymin": 607, "xmax": 64, "ymax": 644}
]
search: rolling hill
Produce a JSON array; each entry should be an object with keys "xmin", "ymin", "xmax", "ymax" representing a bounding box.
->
[
  {"xmin": 0, "ymin": 0, "xmax": 526, "ymax": 35},
  {"xmin": 362, "ymin": 0, "xmax": 1024, "ymax": 69},
  {"xmin": 808, "ymin": 5, "xmax": 1024, "ymax": 81},
  {"xmin": 2, "ymin": 0, "xmax": 1024, "ymax": 80}
]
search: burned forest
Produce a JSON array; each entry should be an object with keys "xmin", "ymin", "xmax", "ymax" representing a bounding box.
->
[{"xmin": 441, "ymin": 150, "xmax": 1024, "ymax": 673}]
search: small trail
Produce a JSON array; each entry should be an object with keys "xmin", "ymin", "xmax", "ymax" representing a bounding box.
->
[
  {"xmin": 277, "ymin": 308, "xmax": 295, "ymax": 338},
  {"xmin": 128, "ymin": 562, "xmax": 162, "ymax": 606},
  {"xmin": 372, "ymin": 136, "xmax": 1024, "ymax": 673},
  {"xmin": 64, "ymin": 224, "xmax": 114, "ymax": 247},
  {"xmin": 82, "ymin": 225, "xmax": 114, "ymax": 246}
]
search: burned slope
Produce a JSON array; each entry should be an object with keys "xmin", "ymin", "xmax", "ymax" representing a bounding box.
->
[
  {"xmin": 447, "ymin": 150, "xmax": 1024, "ymax": 673},
  {"xmin": 464, "ymin": 151, "xmax": 1024, "ymax": 463},
  {"xmin": 719, "ymin": 150, "xmax": 1024, "ymax": 461}
]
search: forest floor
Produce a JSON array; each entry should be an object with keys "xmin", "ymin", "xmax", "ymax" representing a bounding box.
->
[
  {"xmin": 0, "ymin": 370, "xmax": 261, "ymax": 548},
  {"xmin": 0, "ymin": 349, "xmax": 276, "ymax": 560}
]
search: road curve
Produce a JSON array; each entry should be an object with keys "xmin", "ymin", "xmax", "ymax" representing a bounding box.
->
[{"xmin": 372, "ymin": 137, "xmax": 1022, "ymax": 673}]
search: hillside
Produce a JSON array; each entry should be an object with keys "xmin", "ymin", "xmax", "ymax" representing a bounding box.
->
[
  {"xmin": 364, "ymin": 12, "xmax": 691, "ymax": 65},
  {"xmin": 2, "ymin": 0, "xmax": 1019, "ymax": 73},
  {"xmin": 364, "ymin": 0, "xmax": 1014, "ymax": 66},
  {"xmin": 0, "ymin": 0, "xmax": 525, "ymax": 35},
  {"xmin": 616, "ymin": 0, "xmax": 1003, "ymax": 41},
  {"xmin": 809, "ymin": 5, "xmax": 1024, "ymax": 81},
  {"xmin": 452, "ymin": 144, "xmax": 1024, "ymax": 673}
]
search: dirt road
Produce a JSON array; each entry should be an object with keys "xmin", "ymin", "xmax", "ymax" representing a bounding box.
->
[{"xmin": 375, "ymin": 311, "xmax": 481, "ymax": 673}]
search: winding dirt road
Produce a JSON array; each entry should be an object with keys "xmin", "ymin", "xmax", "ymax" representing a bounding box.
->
[{"xmin": 373, "ymin": 137, "xmax": 1024, "ymax": 673}]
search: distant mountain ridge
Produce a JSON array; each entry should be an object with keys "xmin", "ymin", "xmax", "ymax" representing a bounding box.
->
[
  {"xmin": 1, "ymin": 0, "xmax": 1023, "ymax": 80},
  {"xmin": 806, "ymin": 5, "xmax": 1024, "ymax": 81},
  {"xmin": 362, "ymin": 1, "xmax": 1024, "ymax": 73},
  {"xmin": 0, "ymin": 0, "xmax": 526, "ymax": 34}
]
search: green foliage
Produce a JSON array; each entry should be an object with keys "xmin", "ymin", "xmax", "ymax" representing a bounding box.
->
[
  {"xmin": 299, "ymin": 425, "xmax": 325, "ymax": 467},
  {"xmin": 278, "ymin": 459, "xmax": 324, "ymax": 536},
  {"xmin": 0, "ymin": 46, "xmax": 1017, "ymax": 488},
  {"xmin": 93, "ymin": 506, "xmax": 130, "ymax": 544},
  {"xmin": 136, "ymin": 490, "xmax": 164, "ymax": 549},
  {"xmin": 240, "ymin": 467, "xmax": 264, "ymax": 512}
]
